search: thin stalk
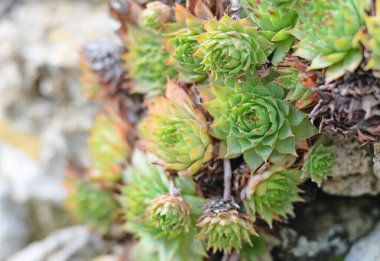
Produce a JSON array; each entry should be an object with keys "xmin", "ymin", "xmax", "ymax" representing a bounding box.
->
[
  {"xmin": 223, "ymin": 158, "xmax": 232, "ymax": 201},
  {"xmin": 169, "ymin": 174, "xmax": 180, "ymax": 196},
  {"xmin": 221, "ymin": 253, "xmax": 229, "ymax": 261}
]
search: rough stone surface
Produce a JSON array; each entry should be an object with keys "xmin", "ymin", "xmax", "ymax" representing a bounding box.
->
[
  {"xmin": 322, "ymin": 137, "xmax": 380, "ymax": 196},
  {"xmin": 0, "ymin": 0, "xmax": 119, "ymax": 259},
  {"xmin": 8, "ymin": 226, "xmax": 106, "ymax": 261},
  {"xmin": 373, "ymin": 143, "xmax": 380, "ymax": 179},
  {"xmin": 274, "ymin": 193, "xmax": 380, "ymax": 261},
  {"xmin": 0, "ymin": 184, "xmax": 30, "ymax": 261},
  {"xmin": 345, "ymin": 222, "xmax": 380, "ymax": 261}
]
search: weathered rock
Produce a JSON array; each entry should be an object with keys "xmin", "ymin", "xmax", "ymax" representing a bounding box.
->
[
  {"xmin": 0, "ymin": 0, "xmax": 119, "ymax": 258},
  {"xmin": 8, "ymin": 226, "xmax": 106, "ymax": 261},
  {"xmin": 373, "ymin": 143, "xmax": 380, "ymax": 179},
  {"xmin": 322, "ymin": 137, "xmax": 380, "ymax": 196},
  {"xmin": 274, "ymin": 193, "xmax": 380, "ymax": 261},
  {"xmin": 0, "ymin": 0, "xmax": 117, "ymax": 133},
  {"xmin": 345, "ymin": 222, "xmax": 380, "ymax": 261},
  {"xmin": 0, "ymin": 184, "xmax": 30, "ymax": 261}
]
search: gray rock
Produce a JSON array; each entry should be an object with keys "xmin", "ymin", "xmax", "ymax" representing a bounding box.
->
[
  {"xmin": 0, "ymin": 184, "xmax": 30, "ymax": 260},
  {"xmin": 373, "ymin": 143, "xmax": 380, "ymax": 180},
  {"xmin": 0, "ymin": 0, "xmax": 116, "ymax": 133},
  {"xmin": 7, "ymin": 226, "xmax": 106, "ymax": 261},
  {"xmin": 345, "ymin": 222, "xmax": 380, "ymax": 261},
  {"xmin": 322, "ymin": 137, "xmax": 380, "ymax": 196},
  {"xmin": 0, "ymin": 141, "xmax": 66, "ymax": 204},
  {"xmin": 0, "ymin": 1, "xmax": 118, "ymax": 257},
  {"xmin": 275, "ymin": 195, "xmax": 380, "ymax": 261}
]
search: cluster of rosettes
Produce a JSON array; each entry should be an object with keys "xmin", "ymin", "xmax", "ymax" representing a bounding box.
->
[{"xmin": 67, "ymin": 0, "xmax": 380, "ymax": 259}]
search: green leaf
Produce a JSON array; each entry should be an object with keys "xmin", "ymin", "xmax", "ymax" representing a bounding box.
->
[{"xmin": 244, "ymin": 149, "xmax": 264, "ymax": 171}]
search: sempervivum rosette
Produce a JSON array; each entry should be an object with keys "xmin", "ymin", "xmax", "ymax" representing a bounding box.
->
[
  {"xmin": 200, "ymin": 77, "xmax": 316, "ymax": 171},
  {"xmin": 292, "ymin": 0, "xmax": 369, "ymax": 82},
  {"xmin": 121, "ymin": 150, "xmax": 205, "ymax": 260},
  {"xmin": 163, "ymin": 5, "xmax": 208, "ymax": 83},
  {"xmin": 242, "ymin": 168, "xmax": 302, "ymax": 226},
  {"xmin": 197, "ymin": 199, "xmax": 257, "ymax": 253},
  {"xmin": 140, "ymin": 81, "xmax": 213, "ymax": 176},
  {"xmin": 302, "ymin": 140, "xmax": 334, "ymax": 186},
  {"xmin": 124, "ymin": 26, "xmax": 178, "ymax": 97},
  {"xmin": 66, "ymin": 180, "xmax": 120, "ymax": 234},
  {"xmin": 275, "ymin": 67, "xmax": 317, "ymax": 109},
  {"xmin": 138, "ymin": 1, "xmax": 171, "ymax": 33},
  {"xmin": 88, "ymin": 114, "xmax": 130, "ymax": 183},
  {"xmin": 246, "ymin": 0, "xmax": 298, "ymax": 64},
  {"xmin": 194, "ymin": 15, "xmax": 272, "ymax": 81},
  {"xmin": 151, "ymin": 194, "xmax": 191, "ymax": 236}
]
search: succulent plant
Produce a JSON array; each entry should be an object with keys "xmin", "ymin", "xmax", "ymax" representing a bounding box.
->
[
  {"xmin": 246, "ymin": 0, "xmax": 298, "ymax": 64},
  {"xmin": 151, "ymin": 194, "xmax": 191, "ymax": 236},
  {"xmin": 265, "ymin": 0, "xmax": 300, "ymax": 10},
  {"xmin": 194, "ymin": 15, "xmax": 272, "ymax": 81},
  {"xmin": 197, "ymin": 199, "xmax": 257, "ymax": 253},
  {"xmin": 121, "ymin": 150, "xmax": 205, "ymax": 260},
  {"xmin": 243, "ymin": 168, "xmax": 302, "ymax": 226},
  {"xmin": 163, "ymin": 5, "xmax": 208, "ymax": 83},
  {"xmin": 139, "ymin": 81, "xmax": 213, "ymax": 176},
  {"xmin": 138, "ymin": 1, "xmax": 171, "ymax": 33},
  {"xmin": 292, "ymin": 0, "xmax": 368, "ymax": 82},
  {"xmin": 88, "ymin": 114, "xmax": 130, "ymax": 183},
  {"xmin": 67, "ymin": 180, "xmax": 120, "ymax": 234},
  {"xmin": 310, "ymin": 66, "xmax": 380, "ymax": 142},
  {"xmin": 200, "ymin": 77, "xmax": 316, "ymax": 171},
  {"xmin": 240, "ymin": 233, "xmax": 279, "ymax": 261},
  {"xmin": 80, "ymin": 40, "xmax": 125, "ymax": 99},
  {"xmin": 275, "ymin": 67, "xmax": 317, "ymax": 109},
  {"xmin": 302, "ymin": 140, "xmax": 334, "ymax": 186},
  {"xmin": 359, "ymin": 6, "xmax": 380, "ymax": 71},
  {"xmin": 72, "ymin": 1, "xmax": 380, "ymax": 259},
  {"xmin": 124, "ymin": 26, "xmax": 178, "ymax": 97}
]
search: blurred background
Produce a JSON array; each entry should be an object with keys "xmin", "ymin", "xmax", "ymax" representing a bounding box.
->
[
  {"xmin": 1, "ymin": 1, "xmax": 380, "ymax": 261},
  {"xmin": 0, "ymin": 0, "xmax": 121, "ymax": 260}
]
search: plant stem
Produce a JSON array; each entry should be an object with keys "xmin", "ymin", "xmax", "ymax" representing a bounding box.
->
[
  {"xmin": 169, "ymin": 174, "xmax": 180, "ymax": 196},
  {"xmin": 221, "ymin": 253, "xmax": 229, "ymax": 261},
  {"xmin": 223, "ymin": 158, "xmax": 232, "ymax": 201}
]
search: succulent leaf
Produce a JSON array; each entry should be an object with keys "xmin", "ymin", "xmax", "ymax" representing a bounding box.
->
[
  {"xmin": 196, "ymin": 200, "xmax": 257, "ymax": 253},
  {"xmin": 163, "ymin": 5, "xmax": 208, "ymax": 83},
  {"xmin": 140, "ymin": 82, "xmax": 213, "ymax": 176},
  {"xmin": 124, "ymin": 26, "xmax": 178, "ymax": 97},
  {"xmin": 194, "ymin": 15, "xmax": 272, "ymax": 81},
  {"xmin": 243, "ymin": 168, "xmax": 303, "ymax": 226},
  {"xmin": 201, "ymin": 77, "xmax": 316, "ymax": 171},
  {"xmin": 264, "ymin": 0, "xmax": 300, "ymax": 10},
  {"xmin": 88, "ymin": 114, "xmax": 130, "ymax": 183},
  {"xmin": 240, "ymin": 233, "xmax": 279, "ymax": 261},
  {"xmin": 302, "ymin": 140, "xmax": 334, "ymax": 186}
]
